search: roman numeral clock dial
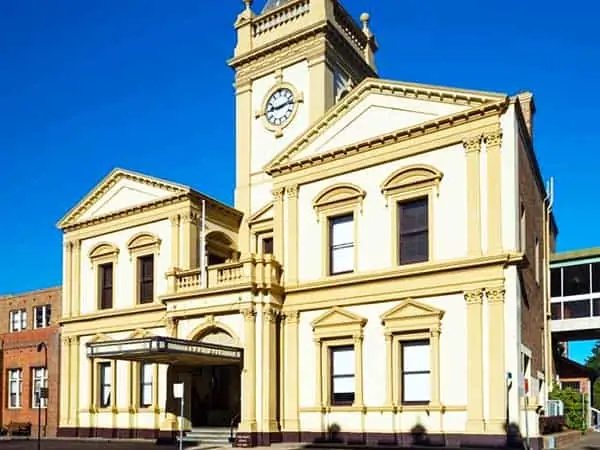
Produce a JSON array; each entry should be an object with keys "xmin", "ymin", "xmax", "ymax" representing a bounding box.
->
[{"xmin": 256, "ymin": 82, "xmax": 304, "ymax": 138}]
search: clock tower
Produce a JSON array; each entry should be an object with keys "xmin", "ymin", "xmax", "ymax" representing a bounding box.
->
[{"xmin": 228, "ymin": 0, "xmax": 378, "ymax": 255}]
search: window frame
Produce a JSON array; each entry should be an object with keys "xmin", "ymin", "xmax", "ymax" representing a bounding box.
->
[
  {"xmin": 311, "ymin": 306, "xmax": 366, "ymax": 409},
  {"xmin": 397, "ymin": 197, "xmax": 430, "ymax": 265},
  {"xmin": 329, "ymin": 344, "xmax": 356, "ymax": 406},
  {"xmin": 127, "ymin": 232, "xmax": 161, "ymax": 305},
  {"xmin": 137, "ymin": 362, "xmax": 157, "ymax": 409},
  {"xmin": 400, "ymin": 339, "xmax": 432, "ymax": 405},
  {"xmin": 88, "ymin": 242, "xmax": 119, "ymax": 311},
  {"xmin": 380, "ymin": 164, "xmax": 441, "ymax": 267},
  {"xmin": 137, "ymin": 254, "xmax": 155, "ymax": 304},
  {"xmin": 312, "ymin": 183, "xmax": 365, "ymax": 278},
  {"xmin": 31, "ymin": 367, "xmax": 48, "ymax": 409},
  {"xmin": 7, "ymin": 368, "xmax": 23, "ymax": 409},
  {"xmin": 33, "ymin": 304, "xmax": 52, "ymax": 329},
  {"xmin": 96, "ymin": 361, "xmax": 114, "ymax": 410},
  {"xmin": 9, "ymin": 309, "xmax": 27, "ymax": 332},
  {"xmin": 381, "ymin": 299, "xmax": 443, "ymax": 408},
  {"xmin": 328, "ymin": 213, "xmax": 355, "ymax": 276}
]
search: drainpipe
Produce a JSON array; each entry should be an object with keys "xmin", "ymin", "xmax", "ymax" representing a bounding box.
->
[{"xmin": 542, "ymin": 177, "xmax": 555, "ymax": 401}]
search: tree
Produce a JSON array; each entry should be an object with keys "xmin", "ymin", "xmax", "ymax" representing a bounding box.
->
[{"xmin": 584, "ymin": 340, "xmax": 600, "ymax": 409}]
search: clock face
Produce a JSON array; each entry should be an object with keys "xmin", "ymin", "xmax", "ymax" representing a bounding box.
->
[{"xmin": 265, "ymin": 87, "xmax": 295, "ymax": 126}]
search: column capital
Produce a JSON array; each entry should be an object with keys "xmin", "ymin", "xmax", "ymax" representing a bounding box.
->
[
  {"xmin": 483, "ymin": 128, "xmax": 503, "ymax": 148},
  {"xmin": 272, "ymin": 187, "xmax": 285, "ymax": 202},
  {"xmin": 263, "ymin": 305, "xmax": 279, "ymax": 323},
  {"xmin": 464, "ymin": 288, "xmax": 484, "ymax": 305},
  {"xmin": 166, "ymin": 317, "xmax": 179, "ymax": 338},
  {"xmin": 430, "ymin": 326, "xmax": 441, "ymax": 337},
  {"xmin": 486, "ymin": 287, "xmax": 506, "ymax": 304},
  {"xmin": 462, "ymin": 135, "xmax": 482, "ymax": 153},
  {"xmin": 286, "ymin": 184, "xmax": 299, "ymax": 199},
  {"xmin": 62, "ymin": 336, "xmax": 72, "ymax": 346},
  {"xmin": 285, "ymin": 310, "xmax": 299, "ymax": 324},
  {"xmin": 64, "ymin": 241, "xmax": 74, "ymax": 251},
  {"xmin": 353, "ymin": 333, "xmax": 364, "ymax": 343},
  {"xmin": 169, "ymin": 214, "xmax": 181, "ymax": 225},
  {"xmin": 181, "ymin": 211, "xmax": 200, "ymax": 225},
  {"xmin": 241, "ymin": 305, "xmax": 256, "ymax": 320}
]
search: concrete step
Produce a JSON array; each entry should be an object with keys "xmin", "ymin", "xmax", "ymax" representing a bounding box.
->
[{"xmin": 178, "ymin": 427, "xmax": 234, "ymax": 447}]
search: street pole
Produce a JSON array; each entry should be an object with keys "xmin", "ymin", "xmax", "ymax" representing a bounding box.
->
[
  {"xmin": 36, "ymin": 342, "xmax": 48, "ymax": 450},
  {"xmin": 179, "ymin": 395, "xmax": 184, "ymax": 450}
]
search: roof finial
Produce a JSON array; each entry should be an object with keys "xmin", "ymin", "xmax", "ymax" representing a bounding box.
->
[
  {"xmin": 360, "ymin": 12, "xmax": 372, "ymax": 37},
  {"xmin": 243, "ymin": 0, "xmax": 253, "ymax": 11}
]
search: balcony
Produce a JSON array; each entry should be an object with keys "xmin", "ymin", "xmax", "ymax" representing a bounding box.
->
[{"xmin": 165, "ymin": 255, "xmax": 283, "ymax": 297}]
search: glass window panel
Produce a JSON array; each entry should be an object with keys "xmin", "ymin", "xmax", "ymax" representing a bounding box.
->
[
  {"xmin": 563, "ymin": 300, "xmax": 591, "ymax": 319},
  {"xmin": 550, "ymin": 302, "xmax": 562, "ymax": 320},
  {"xmin": 332, "ymin": 348, "xmax": 354, "ymax": 375},
  {"xmin": 142, "ymin": 385, "xmax": 153, "ymax": 406},
  {"xmin": 403, "ymin": 341, "xmax": 430, "ymax": 372},
  {"xmin": 551, "ymin": 268, "xmax": 562, "ymax": 297},
  {"xmin": 400, "ymin": 232, "xmax": 428, "ymax": 264},
  {"xmin": 563, "ymin": 264, "xmax": 590, "ymax": 296},
  {"xmin": 400, "ymin": 199, "xmax": 428, "ymax": 233},
  {"xmin": 332, "ymin": 376, "xmax": 354, "ymax": 394},
  {"xmin": 593, "ymin": 298, "xmax": 600, "ymax": 317},
  {"xmin": 142, "ymin": 364, "xmax": 153, "ymax": 383},
  {"xmin": 331, "ymin": 216, "xmax": 353, "ymax": 245},
  {"xmin": 403, "ymin": 373, "xmax": 430, "ymax": 403},
  {"xmin": 262, "ymin": 237, "xmax": 274, "ymax": 254},
  {"xmin": 331, "ymin": 246, "xmax": 354, "ymax": 274},
  {"xmin": 592, "ymin": 263, "xmax": 600, "ymax": 293}
]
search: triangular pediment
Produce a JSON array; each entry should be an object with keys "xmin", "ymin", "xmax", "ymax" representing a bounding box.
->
[
  {"xmin": 248, "ymin": 201, "xmax": 274, "ymax": 224},
  {"xmin": 265, "ymin": 78, "xmax": 507, "ymax": 173},
  {"xmin": 58, "ymin": 168, "xmax": 191, "ymax": 229},
  {"xmin": 381, "ymin": 299, "xmax": 444, "ymax": 323},
  {"xmin": 311, "ymin": 307, "xmax": 367, "ymax": 329}
]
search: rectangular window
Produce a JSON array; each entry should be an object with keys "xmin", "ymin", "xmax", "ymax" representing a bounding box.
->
[
  {"xmin": 9, "ymin": 309, "xmax": 27, "ymax": 332},
  {"xmin": 31, "ymin": 367, "xmax": 48, "ymax": 408},
  {"xmin": 140, "ymin": 363, "xmax": 153, "ymax": 407},
  {"xmin": 98, "ymin": 362, "xmax": 112, "ymax": 408},
  {"xmin": 563, "ymin": 264, "xmax": 590, "ymax": 296},
  {"xmin": 99, "ymin": 263, "xmax": 114, "ymax": 309},
  {"xmin": 262, "ymin": 236, "xmax": 274, "ymax": 255},
  {"xmin": 535, "ymin": 238, "xmax": 540, "ymax": 284},
  {"xmin": 330, "ymin": 345, "xmax": 355, "ymax": 405},
  {"xmin": 551, "ymin": 268, "xmax": 562, "ymax": 297},
  {"xmin": 401, "ymin": 340, "xmax": 431, "ymax": 404},
  {"xmin": 398, "ymin": 198, "xmax": 429, "ymax": 265},
  {"xmin": 34, "ymin": 305, "xmax": 51, "ymax": 329},
  {"xmin": 562, "ymin": 381, "xmax": 581, "ymax": 391},
  {"xmin": 138, "ymin": 255, "xmax": 154, "ymax": 304},
  {"xmin": 329, "ymin": 214, "xmax": 354, "ymax": 275},
  {"xmin": 8, "ymin": 369, "xmax": 22, "ymax": 408}
]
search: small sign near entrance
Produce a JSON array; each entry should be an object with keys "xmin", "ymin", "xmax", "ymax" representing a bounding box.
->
[{"xmin": 173, "ymin": 382, "xmax": 184, "ymax": 399}]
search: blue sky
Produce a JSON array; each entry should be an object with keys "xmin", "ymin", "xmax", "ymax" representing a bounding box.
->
[{"xmin": 1, "ymin": 0, "xmax": 598, "ymax": 362}]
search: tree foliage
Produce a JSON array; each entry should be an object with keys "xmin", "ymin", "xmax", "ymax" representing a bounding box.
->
[
  {"xmin": 549, "ymin": 385, "xmax": 587, "ymax": 430},
  {"xmin": 584, "ymin": 340, "xmax": 600, "ymax": 409}
]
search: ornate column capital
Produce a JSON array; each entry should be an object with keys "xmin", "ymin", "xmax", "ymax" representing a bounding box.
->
[
  {"xmin": 272, "ymin": 187, "xmax": 285, "ymax": 202},
  {"xmin": 462, "ymin": 135, "xmax": 482, "ymax": 153},
  {"xmin": 352, "ymin": 333, "xmax": 364, "ymax": 343},
  {"xmin": 286, "ymin": 184, "xmax": 299, "ymax": 199},
  {"xmin": 263, "ymin": 305, "xmax": 279, "ymax": 323},
  {"xmin": 464, "ymin": 289, "xmax": 484, "ymax": 305},
  {"xmin": 241, "ymin": 305, "xmax": 256, "ymax": 320},
  {"xmin": 169, "ymin": 214, "xmax": 181, "ymax": 226},
  {"xmin": 486, "ymin": 287, "xmax": 506, "ymax": 304},
  {"xmin": 62, "ymin": 336, "xmax": 72, "ymax": 346},
  {"xmin": 430, "ymin": 326, "xmax": 441, "ymax": 338},
  {"xmin": 483, "ymin": 128, "xmax": 503, "ymax": 148},
  {"xmin": 384, "ymin": 331, "xmax": 394, "ymax": 341},
  {"xmin": 181, "ymin": 211, "xmax": 201, "ymax": 225},
  {"xmin": 285, "ymin": 310, "xmax": 299, "ymax": 324}
]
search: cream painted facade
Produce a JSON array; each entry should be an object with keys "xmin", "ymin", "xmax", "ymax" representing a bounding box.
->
[{"xmin": 57, "ymin": 0, "xmax": 554, "ymax": 447}]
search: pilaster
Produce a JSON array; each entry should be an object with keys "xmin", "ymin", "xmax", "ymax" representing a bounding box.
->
[
  {"xmin": 307, "ymin": 52, "xmax": 334, "ymax": 124},
  {"xmin": 486, "ymin": 286, "xmax": 507, "ymax": 432},
  {"xmin": 169, "ymin": 214, "xmax": 181, "ymax": 270},
  {"xmin": 240, "ymin": 306, "xmax": 257, "ymax": 433},
  {"xmin": 283, "ymin": 311, "xmax": 300, "ymax": 431},
  {"xmin": 464, "ymin": 289, "xmax": 485, "ymax": 432},
  {"xmin": 63, "ymin": 242, "xmax": 73, "ymax": 318},
  {"xmin": 286, "ymin": 185, "xmax": 299, "ymax": 285},
  {"xmin": 314, "ymin": 338, "xmax": 323, "ymax": 407},
  {"xmin": 484, "ymin": 128, "xmax": 504, "ymax": 254},
  {"xmin": 384, "ymin": 332, "xmax": 393, "ymax": 406},
  {"xmin": 463, "ymin": 135, "xmax": 483, "ymax": 256},
  {"xmin": 59, "ymin": 336, "xmax": 72, "ymax": 426},
  {"xmin": 353, "ymin": 333, "xmax": 365, "ymax": 406},
  {"xmin": 261, "ymin": 305, "xmax": 279, "ymax": 433},
  {"xmin": 72, "ymin": 240, "xmax": 81, "ymax": 316},
  {"xmin": 272, "ymin": 187, "xmax": 285, "ymax": 263},
  {"xmin": 430, "ymin": 326, "xmax": 442, "ymax": 406},
  {"xmin": 69, "ymin": 336, "xmax": 81, "ymax": 427},
  {"xmin": 181, "ymin": 212, "xmax": 199, "ymax": 269}
]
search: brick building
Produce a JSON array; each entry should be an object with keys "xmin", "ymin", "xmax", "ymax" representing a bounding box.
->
[{"xmin": 0, "ymin": 286, "xmax": 61, "ymax": 437}]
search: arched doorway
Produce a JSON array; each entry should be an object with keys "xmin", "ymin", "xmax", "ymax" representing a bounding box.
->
[{"xmin": 189, "ymin": 327, "xmax": 241, "ymax": 428}]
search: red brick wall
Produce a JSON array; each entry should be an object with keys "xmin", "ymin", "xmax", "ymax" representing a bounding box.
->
[
  {"xmin": 0, "ymin": 287, "xmax": 61, "ymax": 437},
  {"xmin": 517, "ymin": 121, "xmax": 546, "ymax": 377}
]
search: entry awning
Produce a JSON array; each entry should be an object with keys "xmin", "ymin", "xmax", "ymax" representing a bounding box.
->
[{"xmin": 86, "ymin": 336, "xmax": 243, "ymax": 366}]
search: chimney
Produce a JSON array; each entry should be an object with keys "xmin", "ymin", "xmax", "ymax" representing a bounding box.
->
[{"xmin": 516, "ymin": 91, "xmax": 535, "ymax": 141}]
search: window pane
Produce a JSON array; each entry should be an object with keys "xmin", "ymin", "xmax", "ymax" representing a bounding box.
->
[
  {"xmin": 593, "ymin": 299, "xmax": 600, "ymax": 317},
  {"xmin": 332, "ymin": 347, "xmax": 354, "ymax": 375},
  {"xmin": 400, "ymin": 232, "xmax": 428, "ymax": 264},
  {"xmin": 331, "ymin": 246, "xmax": 353, "ymax": 274},
  {"xmin": 592, "ymin": 263, "xmax": 600, "ymax": 293},
  {"xmin": 563, "ymin": 264, "xmax": 590, "ymax": 296},
  {"xmin": 142, "ymin": 364, "xmax": 153, "ymax": 383},
  {"xmin": 142, "ymin": 385, "xmax": 153, "ymax": 405},
  {"xmin": 403, "ymin": 373, "xmax": 430, "ymax": 403},
  {"xmin": 333, "ymin": 376, "xmax": 354, "ymax": 394},
  {"xmin": 550, "ymin": 302, "xmax": 562, "ymax": 320},
  {"xmin": 403, "ymin": 341, "xmax": 430, "ymax": 372},
  {"xmin": 563, "ymin": 300, "xmax": 591, "ymax": 319},
  {"xmin": 331, "ymin": 215, "xmax": 353, "ymax": 245},
  {"xmin": 551, "ymin": 268, "xmax": 562, "ymax": 297},
  {"xmin": 262, "ymin": 237, "xmax": 274, "ymax": 254},
  {"xmin": 400, "ymin": 199, "xmax": 428, "ymax": 233}
]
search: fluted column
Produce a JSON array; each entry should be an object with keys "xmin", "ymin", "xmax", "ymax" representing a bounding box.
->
[
  {"xmin": 484, "ymin": 128, "xmax": 504, "ymax": 254},
  {"xmin": 272, "ymin": 188, "xmax": 285, "ymax": 263},
  {"xmin": 262, "ymin": 305, "xmax": 279, "ymax": 433},
  {"xmin": 240, "ymin": 306, "xmax": 257, "ymax": 432},
  {"xmin": 286, "ymin": 185, "xmax": 299, "ymax": 285},
  {"xmin": 463, "ymin": 135, "xmax": 483, "ymax": 256},
  {"xmin": 487, "ymin": 287, "xmax": 506, "ymax": 432},
  {"xmin": 63, "ymin": 242, "xmax": 73, "ymax": 319},
  {"xmin": 283, "ymin": 311, "xmax": 300, "ymax": 431},
  {"xmin": 464, "ymin": 289, "xmax": 485, "ymax": 432}
]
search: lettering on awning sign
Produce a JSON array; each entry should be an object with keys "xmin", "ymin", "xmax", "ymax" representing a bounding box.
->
[{"xmin": 168, "ymin": 342, "xmax": 241, "ymax": 359}]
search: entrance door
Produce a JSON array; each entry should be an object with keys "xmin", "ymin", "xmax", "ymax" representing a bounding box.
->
[{"xmin": 190, "ymin": 365, "xmax": 241, "ymax": 427}]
